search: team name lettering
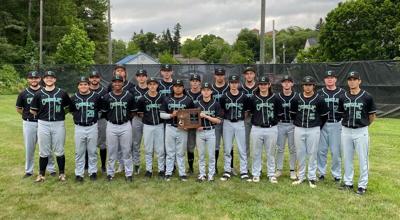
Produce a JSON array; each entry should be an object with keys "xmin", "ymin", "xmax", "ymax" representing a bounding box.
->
[{"xmin": 41, "ymin": 97, "xmax": 62, "ymax": 105}]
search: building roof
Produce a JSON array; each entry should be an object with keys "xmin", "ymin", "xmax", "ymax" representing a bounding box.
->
[{"xmin": 116, "ymin": 52, "xmax": 159, "ymax": 64}]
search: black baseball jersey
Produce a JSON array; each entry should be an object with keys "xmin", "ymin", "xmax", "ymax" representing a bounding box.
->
[
  {"xmin": 249, "ymin": 93, "xmax": 283, "ymax": 127},
  {"xmin": 102, "ymin": 91, "xmax": 135, "ymax": 124},
  {"xmin": 195, "ymin": 98, "xmax": 223, "ymax": 128},
  {"xmin": 132, "ymin": 85, "xmax": 148, "ymax": 103},
  {"xmin": 30, "ymin": 87, "xmax": 71, "ymax": 121},
  {"xmin": 16, "ymin": 87, "xmax": 41, "ymax": 121},
  {"xmin": 160, "ymin": 95, "xmax": 194, "ymax": 127},
  {"xmin": 241, "ymin": 83, "xmax": 257, "ymax": 98},
  {"xmin": 277, "ymin": 92, "xmax": 297, "ymax": 123},
  {"xmin": 91, "ymin": 86, "xmax": 107, "ymax": 119},
  {"xmin": 186, "ymin": 89, "xmax": 201, "ymax": 105},
  {"xmin": 290, "ymin": 93, "xmax": 329, "ymax": 128},
  {"xmin": 211, "ymin": 83, "xmax": 229, "ymax": 102},
  {"xmin": 137, "ymin": 93, "xmax": 165, "ymax": 125},
  {"xmin": 107, "ymin": 81, "xmax": 135, "ymax": 94},
  {"xmin": 318, "ymin": 87, "xmax": 345, "ymax": 122},
  {"xmin": 219, "ymin": 91, "xmax": 250, "ymax": 121},
  {"xmin": 337, "ymin": 90, "xmax": 376, "ymax": 128},
  {"xmin": 158, "ymin": 80, "xmax": 174, "ymax": 97},
  {"xmin": 70, "ymin": 91, "xmax": 102, "ymax": 125}
]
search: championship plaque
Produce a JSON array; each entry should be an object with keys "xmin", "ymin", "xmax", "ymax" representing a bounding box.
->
[{"xmin": 177, "ymin": 108, "xmax": 201, "ymax": 129}]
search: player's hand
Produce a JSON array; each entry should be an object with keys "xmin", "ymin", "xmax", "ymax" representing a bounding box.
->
[
  {"xmin": 200, "ymin": 113, "xmax": 207, "ymax": 118},
  {"xmin": 171, "ymin": 110, "xmax": 178, "ymax": 117},
  {"xmin": 197, "ymin": 126, "xmax": 204, "ymax": 131}
]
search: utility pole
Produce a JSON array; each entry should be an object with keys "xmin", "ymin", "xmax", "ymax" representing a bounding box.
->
[
  {"xmin": 39, "ymin": 0, "xmax": 43, "ymax": 66},
  {"xmin": 282, "ymin": 44, "xmax": 286, "ymax": 64},
  {"xmin": 107, "ymin": 0, "xmax": 112, "ymax": 64},
  {"xmin": 272, "ymin": 20, "xmax": 276, "ymax": 64},
  {"xmin": 259, "ymin": 0, "xmax": 266, "ymax": 64}
]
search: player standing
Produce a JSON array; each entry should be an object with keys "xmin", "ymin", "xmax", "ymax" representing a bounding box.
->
[
  {"xmin": 290, "ymin": 76, "xmax": 329, "ymax": 188},
  {"xmin": 317, "ymin": 70, "xmax": 345, "ymax": 182},
  {"xmin": 30, "ymin": 71, "xmax": 71, "ymax": 182},
  {"xmin": 338, "ymin": 71, "xmax": 376, "ymax": 195},
  {"xmin": 158, "ymin": 64, "xmax": 174, "ymax": 97},
  {"xmin": 16, "ymin": 71, "xmax": 56, "ymax": 178},
  {"xmin": 275, "ymin": 75, "xmax": 297, "ymax": 180}
]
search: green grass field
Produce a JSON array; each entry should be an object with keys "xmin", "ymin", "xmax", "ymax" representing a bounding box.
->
[{"xmin": 0, "ymin": 94, "xmax": 399, "ymax": 219}]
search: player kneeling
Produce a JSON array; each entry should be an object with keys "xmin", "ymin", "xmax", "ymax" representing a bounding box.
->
[{"xmin": 249, "ymin": 76, "xmax": 283, "ymax": 183}]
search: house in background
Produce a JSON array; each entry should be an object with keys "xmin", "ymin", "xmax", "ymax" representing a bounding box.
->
[
  {"xmin": 116, "ymin": 52, "xmax": 159, "ymax": 65},
  {"xmin": 304, "ymin": 37, "xmax": 318, "ymax": 50}
]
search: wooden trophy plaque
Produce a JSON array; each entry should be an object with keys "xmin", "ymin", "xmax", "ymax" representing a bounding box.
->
[{"xmin": 177, "ymin": 108, "xmax": 201, "ymax": 129}]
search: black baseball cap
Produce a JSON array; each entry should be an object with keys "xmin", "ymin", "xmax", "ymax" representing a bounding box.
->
[
  {"xmin": 325, "ymin": 70, "xmax": 336, "ymax": 78},
  {"xmin": 27, "ymin": 71, "xmax": 40, "ymax": 78},
  {"xmin": 173, "ymin": 79, "xmax": 184, "ymax": 87},
  {"xmin": 201, "ymin": 82, "xmax": 212, "ymax": 89},
  {"xmin": 281, "ymin": 75, "xmax": 293, "ymax": 82},
  {"xmin": 190, "ymin": 73, "xmax": 201, "ymax": 81},
  {"xmin": 258, "ymin": 75, "xmax": 270, "ymax": 84},
  {"xmin": 89, "ymin": 71, "xmax": 101, "ymax": 78},
  {"xmin": 43, "ymin": 70, "xmax": 56, "ymax": 78},
  {"xmin": 243, "ymin": 67, "xmax": 256, "ymax": 74},
  {"xmin": 160, "ymin": 64, "xmax": 172, "ymax": 71},
  {"xmin": 114, "ymin": 64, "xmax": 126, "ymax": 71},
  {"xmin": 147, "ymin": 77, "xmax": 159, "ymax": 84},
  {"xmin": 77, "ymin": 76, "xmax": 89, "ymax": 84},
  {"xmin": 214, "ymin": 68, "xmax": 225, "ymax": 75},
  {"xmin": 136, "ymin": 69, "xmax": 147, "ymax": 76},
  {"xmin": 347, "ymin": 71, "xmax": 361, "ymax": 80},
  {"xmin": 229, "ymin": 75, "xmax": 240, "ymax": 82},
  {"xmin": 111, "ymin": 74, "xmax": 124, "ymax": 82},
  {"xmin": 301, "ymin": 76, "xmax": 316, "ymax": 85}
]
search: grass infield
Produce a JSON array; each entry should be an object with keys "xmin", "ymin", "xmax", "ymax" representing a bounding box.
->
[{"xmin": 0, "ymin": 95, "xmax": 399, "ymax": 219}]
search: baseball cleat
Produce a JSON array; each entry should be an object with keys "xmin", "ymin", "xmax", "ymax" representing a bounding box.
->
[
  {"xmin": 134, "ymin": 165, "xmax": 140, "ymax": 175},
  {"xmin": 58, "ymin": 174, "xmax": 66, "ymax": 182},
  {"xmin": 318, "ymin": 175, "xmax": 325, "ymax": 181},
  {"xmin": 165, "ymin": 175, "xmax": 172, "ymax": 181},
  {"xmin": 180, "ymin": 175, "xmax": 188, "ymax": 182},
  {"xmin": 275, "ymin": 170, "xmax": 282, "ymax": 177},
  {"xmin": 23, "ymin": 173, "xmax": 33, "ymax": 178},
  {"xmin": 106, "ymin": 175, "xmax": 113, "ymax": 181},
  {"xmin": 89, "ymin": 173, "xmax": 97, "ymax": 181},
  {"xmin": 338, "ymin": 184, "xmax": 354, "ymax": 191},
  {"xmin": 50, "ymin": 172, "xmax": 57, "ymax": 177},
  {"xmin": 240, "ymin": 173, "xmax": 252, "ymax": 182},
  {"xmin": 158, "ymin": 171, "xmax": 165, "ymax": 179},
  {"xmin": 75, "ymin": 176, "xmax": 84, "ymax": 182},
  {"xmin": 35, "ymin": 175, "xmax": 45, "ymax": 183},
  {"xmin": 334, "ymin": 177, "xmax": 341, "ymax": 183},
  {"xmin": 356, "ymin": 187, "xmax": 367, "ymax": 195},
  {"xmin": 125, "ymin": 176, "xmax": 133, "ymax": 182},
  {"xmin": 208, "ymin": 175, "xmax": 215, "ymax": 182},
  {"xmin": 144, "ymin": 171, "xmax": 152, "ymax": 178},
  {"xmin": 290, "ymin": 171, "xmax": 297, "ymax": 180},
  {"xmin": 309, "ymin": 180, "xmax": 317, "ymax": 188},
  {"xmin": 220, "ymin": 172, "xmax": 231, "ymax": 181},
  {"xmin": 292, "ymin": 179, "xmax": 304, "ymax": 185},
  {"xmin": 197, "ymin": 175, "xmax": 206, "ymax": 182},
  {"xmin": 269, "ymin": 176, "xmax": 278, "ymax": 184},
  {"xmin": 252, "ymin": 176, "xmax": 260, "ymax": 183}
]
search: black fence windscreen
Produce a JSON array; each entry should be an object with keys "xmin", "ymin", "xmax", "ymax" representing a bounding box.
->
[{"xmin": 12, "ymin": 60, "xmax": 400, "ymax": 118}]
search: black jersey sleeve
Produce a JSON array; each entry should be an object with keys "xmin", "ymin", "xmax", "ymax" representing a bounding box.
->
[
  {"xmin": 62, "ymin": 92, "xmax": 72, "ymax": 111},
  {"xmin": 366, "ymin": 95, "xmax": 377, "ymax": 114},
  {"xmin": 30, "ymin": 93, "xmax": 40, "ymax": 111},
  {"xmin": 160, "ymin": 97, "xmax": 168, "ymax": 113},
  {"xmin": 274, "ymin": 96, "xmax": 284, "ymax": 116},
  {"xmin": 136, "ymin": 97, "xmax": 145, "ymax": 113},
  {"xmin": 69, "ymin": 95, "xmax": 77, "ymax": 113},
  {"xmin": 244, "ymin": 96, "xmax": 251, "ymax": 112},
  {"xmin": 128, "ymin": 96, "xmax": 136, "ymax": 112},
  {"xmin": 16, "ymin": 92, "xmax": 24, "ymax": 108},
  {"xmin": 215, "ymin": 102, "xmax": 223, "ymax": 119},
  {"xmin": 317, "ymin": 96, "xmax": 329, "ymax": 116}
]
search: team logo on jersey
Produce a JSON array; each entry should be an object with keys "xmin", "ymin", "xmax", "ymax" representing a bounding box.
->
[
  {"xmin": 282, "ymin": 103, "xmax": 291, "ymax": 108},
  {"xmin": 344, "ymin": 102, "xmax": 363, "ymax": 110},
  {"xmin": 202, "ymin": 110, "xmax": 215, "ymax": 116},
  {"xmin": 159, "ymin": 89, "xmax": 171, "ymax": 95},
  {"xmin": 146, "ymin": 103, "xmax": 161, "ymax": 111},
  {"xmin": 75, "ymin": 102, "xmax": 95, "ymax": 109},
  {"xmin": 27, "ymin": 97, "xmax": 33, "ymax": 104},
  {"xmin": 324, "ymin": 97, "xmax": 339, "ymax": 104},
  {"xmin": 225, "ymin": 103, "xmax": 243, "ymax": 110},
  {"xmin": 41, "ymin": 97, "xmax": 62, "ymax": 105},
  {"xmin": 298, "ymin": 104, "xmax": 316, "ymax": 111},
  {"xmin": 110, "ymin": 101, "xmax": 127, "ymax": 109},
  {"xmin": 256, "ymin": 102, "xmax": 274, "ymax": 111},
  {"xmin": 168, "ymin": 103, "xmax": 187, "ymax": 110}
]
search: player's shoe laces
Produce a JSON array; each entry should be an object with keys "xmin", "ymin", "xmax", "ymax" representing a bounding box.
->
[
  {"xmin": 220, "ymin": 172, "xmax": 231, "ymax": 181},
  {"xmin": 240, "ymin": 173, "xmax": 252, "ymax": 182}
]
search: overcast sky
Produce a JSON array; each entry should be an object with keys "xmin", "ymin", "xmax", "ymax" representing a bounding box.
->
[{"xmin": 110, "ymin": 0, "xmax": 342, "ymax": 44}]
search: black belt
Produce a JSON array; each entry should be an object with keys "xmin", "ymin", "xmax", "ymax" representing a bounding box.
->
[
  {"xmin": 75, "ymin": 122, "xmax": 96, "ymax": 126},
  {"xmin": 23, "ymin": 119, "xmax": 38, "ymax": 122},
  {"xmin": 228, "ymin": 119, "xmax": 241, "ymax": 122},
  {"xmin": 110, "ymin": 121, "xmax": 128, "ymax": 125},
  {"xmin": 169, "ymin": 124, "xmax": 178, "ymax": 128},
  {"xmin": 343, "ymin": 125, "xmax": 365, "ymax": 129},
  {"xmin": 203, "ymin": 126, "xmax": 215, "ymax": 130},
  {"xmin": 327, "ymin": 119, "xmax": 339, "ymax": 123},
  {"xmin": 259, "ymin": 124, "xmax": 276, "ymax": 128},
  {"xmin": 280, "ymin": 120, "xmax": 292, "ymax": 123}
]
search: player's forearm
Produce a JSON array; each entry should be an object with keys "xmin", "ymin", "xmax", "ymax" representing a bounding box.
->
[
  {"xmin": 369, "ymin": 113, "xmax": 376, "ymax": 124},
  {"xmin": 30, "ymin": 109, "xmax": 37, "ymax": 116},
  {"xmin": 16, "ymin": 108, "xmax": 23, "ymax": 115},
  {"xmin": 206, "ymin": 115, "xmax": 221, "ymax": 124},
  {"xmin": 160, "ymin": 112, "xmax": 172, "ymax": 119}
]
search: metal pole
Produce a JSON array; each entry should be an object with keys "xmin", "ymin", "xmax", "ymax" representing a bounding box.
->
[
  {"xmin": 283, "ymin": 44, "xmax": 286, "ymax": 64},
  {"xmin": 259, "ymin": 0, "xmax": 266, "ymax": 64},
  {"xmin": 272, "ymin": 20, "xmax": 276, "ymax": 64},
  {"xmin": 39, "ymin": 0, "xmax": 43, "ymax": 66},
  {"xmin": 107, "ymin": 0, "xmax": 112, "ymax": 64}
]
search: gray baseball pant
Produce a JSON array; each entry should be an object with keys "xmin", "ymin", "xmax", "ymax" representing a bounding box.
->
[
  {"xmin": 318, "ymin": 122, "xmax": 342, "ymax": 179},
  {"xmin": 106, "ymin": 122, "xmax": 133, "ymax": 177},
  {"xmin": 165, "ymin": 124, "xmax": 187, "ymax": 176},
  {"xmin": 294, "ymin": 126, "xmax": 320, "ymax": 181},
  {"xmin": 196, "ymin": 129, "xmax": 216, "ymax": 177},
  {"xmin": 97, "ymin": 118, "xmax": 107, "ymax": 150},
  {"xmin": 143, "ymin": 124, "xmax": 165, "ymax": 173},
  {"xmin": 276, "ymin": 122, "xmax": 296, "ymax": 171},
  {"xmin": 74, "ymin": 124, "xmax": 98, "ymax": 177},
  {"xmin": 244, "ymin": 116, "xmax": 252, "ymax": 169},
  {"xmin": 341, "ymin": 126, "xmax": 369, "ymax": 189},
  {"xmin": 38, "ymin": 120, "xmax": 66, "ymax": 157},
  {"xmin": 131, "ymin": 116, "xmax": 143, "ymax": 166},
  {"xmin": 223, "ymin": 120, "xmax": 248, "ymax": 174},
  {"xmin": 251, "ymin": 126, "xmax": 278, "ymax": 178}
]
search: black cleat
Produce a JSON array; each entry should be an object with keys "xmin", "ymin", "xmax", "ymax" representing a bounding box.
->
[
  {"xmin": 356, "ymin": 187, "xmax": 367, "ymax": 195},
  {"xmin": 101, "ymin": 167, "xmax": 106, "ymax": 174},
  {"xmin": 90, "ymin": 173, "xmax": 97, "ymax": 181},
  {"xmin": 158, "ymin": 171, "xmax": 165, "ymax": 179},
  {"xmin": 106, "ymin": 175, "xmax": 113, "ymax": 182},
  {"xmin": 334, "ymin": 178, "xmax": 341, "ymax": 183},
  {"xmin": 165, "ymin": 175, "xmax": 172, "ymax": 181},
  {"xmin": 180, "ymin": 175, "xmax": 188, "ymax": 182},
  {"xmin": 50, "ymin": 172, "xmax": 57, "ymax": 177},
  {"xmin": 125, "ymin": 176, "xmax": 133, "ymax": 182},
  {"xmin": 339, "ymin": 184, "xmax": 354, "ymax": 191},
  {"xmin": 75, "ymin": 176, "xmax": 84, "ymax": 182},
  {"xmin": 318, "ymin": 175, "xmax": 325, "ymax": 181},
  {"xmin": 23, "ymin": 173, "xmax": 33, "ymax": 178},
  {"xmin": 188, "ymin": 167, "xmax": 194, "ymax": 176},
  {"xmin": 134, "ymin": 165, "xmax": 140, "ymax": 175}
]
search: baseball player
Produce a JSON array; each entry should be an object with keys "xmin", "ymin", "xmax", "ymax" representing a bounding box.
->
[
  {"xmin": 186, "ymin": 73, "xmax": 202, "ymax": 174},
  {"xmin": 70, "ymin": 77, "xmax": 102, "ymax": 182},
  {"xmin": 275, "ymin": 75, "xmax": 297, "ymax": 180},
  {"xmin": 30, "ymin": 71, "xmax": 71, "ymax": 182},
  {"xmin": 158, "ymin": 64, "xmax": 174, "ymax": 97},
  {"xmin": 136, "ymin": 77, "xmax": 166, "ymax": 179},
  {"xmin": 249, "ymin": 76, "xmax": 283, "ymax": 183},
  {"xmin": 195, "ymin": 82, "xmax": 222, "ymax": 182},
  {"xmin": 88, "ymin": 71, "xmax": 108, "ymax": 173},
  {"xmin": 16, "ymin": 71, "xmax": 56, "ymax": 178},
  {"xmin": 338, "ymin": 71, "xmax": 376, "ymax": 195},
  {"xmin": 211, "ymin": 68, "xmax": 230, "ymax": 174},
  {"xmin": 131, "ymin": 69, "xmax": 149, "ymax": 175},
  {"xmin": 101, "ymin": 74, "xmax": 135, "ymax": 182},
  {"xmin": 317, "ymin": 70, "xmax": 345, "ymax": 182},
  {"xmin": 290, "ymin": 76, "xmax": 329, "ymax": 188},
  {"xmin": 241, "ymin": 67, "xmax": 257, "ymax": 171},
  {"xmin": 219, "ymin": 75, "xmax": 251, "ymax": 181},
  {"xmin": 160, "ymin": 79, "xmax": 194, "ymax": 181}
]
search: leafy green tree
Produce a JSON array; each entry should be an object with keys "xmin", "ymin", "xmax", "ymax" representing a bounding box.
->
[
  {"xmin": 236, "ymin": 28, "xmax": 259, "ymax": 62},
  {"xmin": 112, "ymin": 39, "xmax": 127, "ymax": 63},
  {"xmin": 173, "ymin": 23, "xmax": 182, "ymax": 54},
  {"xmin": 0, "ymin": 64, "xmax": 26, "ymax": 94},
  {"xmin": 200, "ymin": 38, "xmax": 231, "ymax": 63},
  {"xmin": 230, "ymin": 40, "xmax": 254, "ymax": 64},
  {"xmin": 181, "ymin": 38, "xmax": 203, "ymax": 58},
  {"xmin": 158, "ymin": 51, "xmax": 179, "ymax": 64}
]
